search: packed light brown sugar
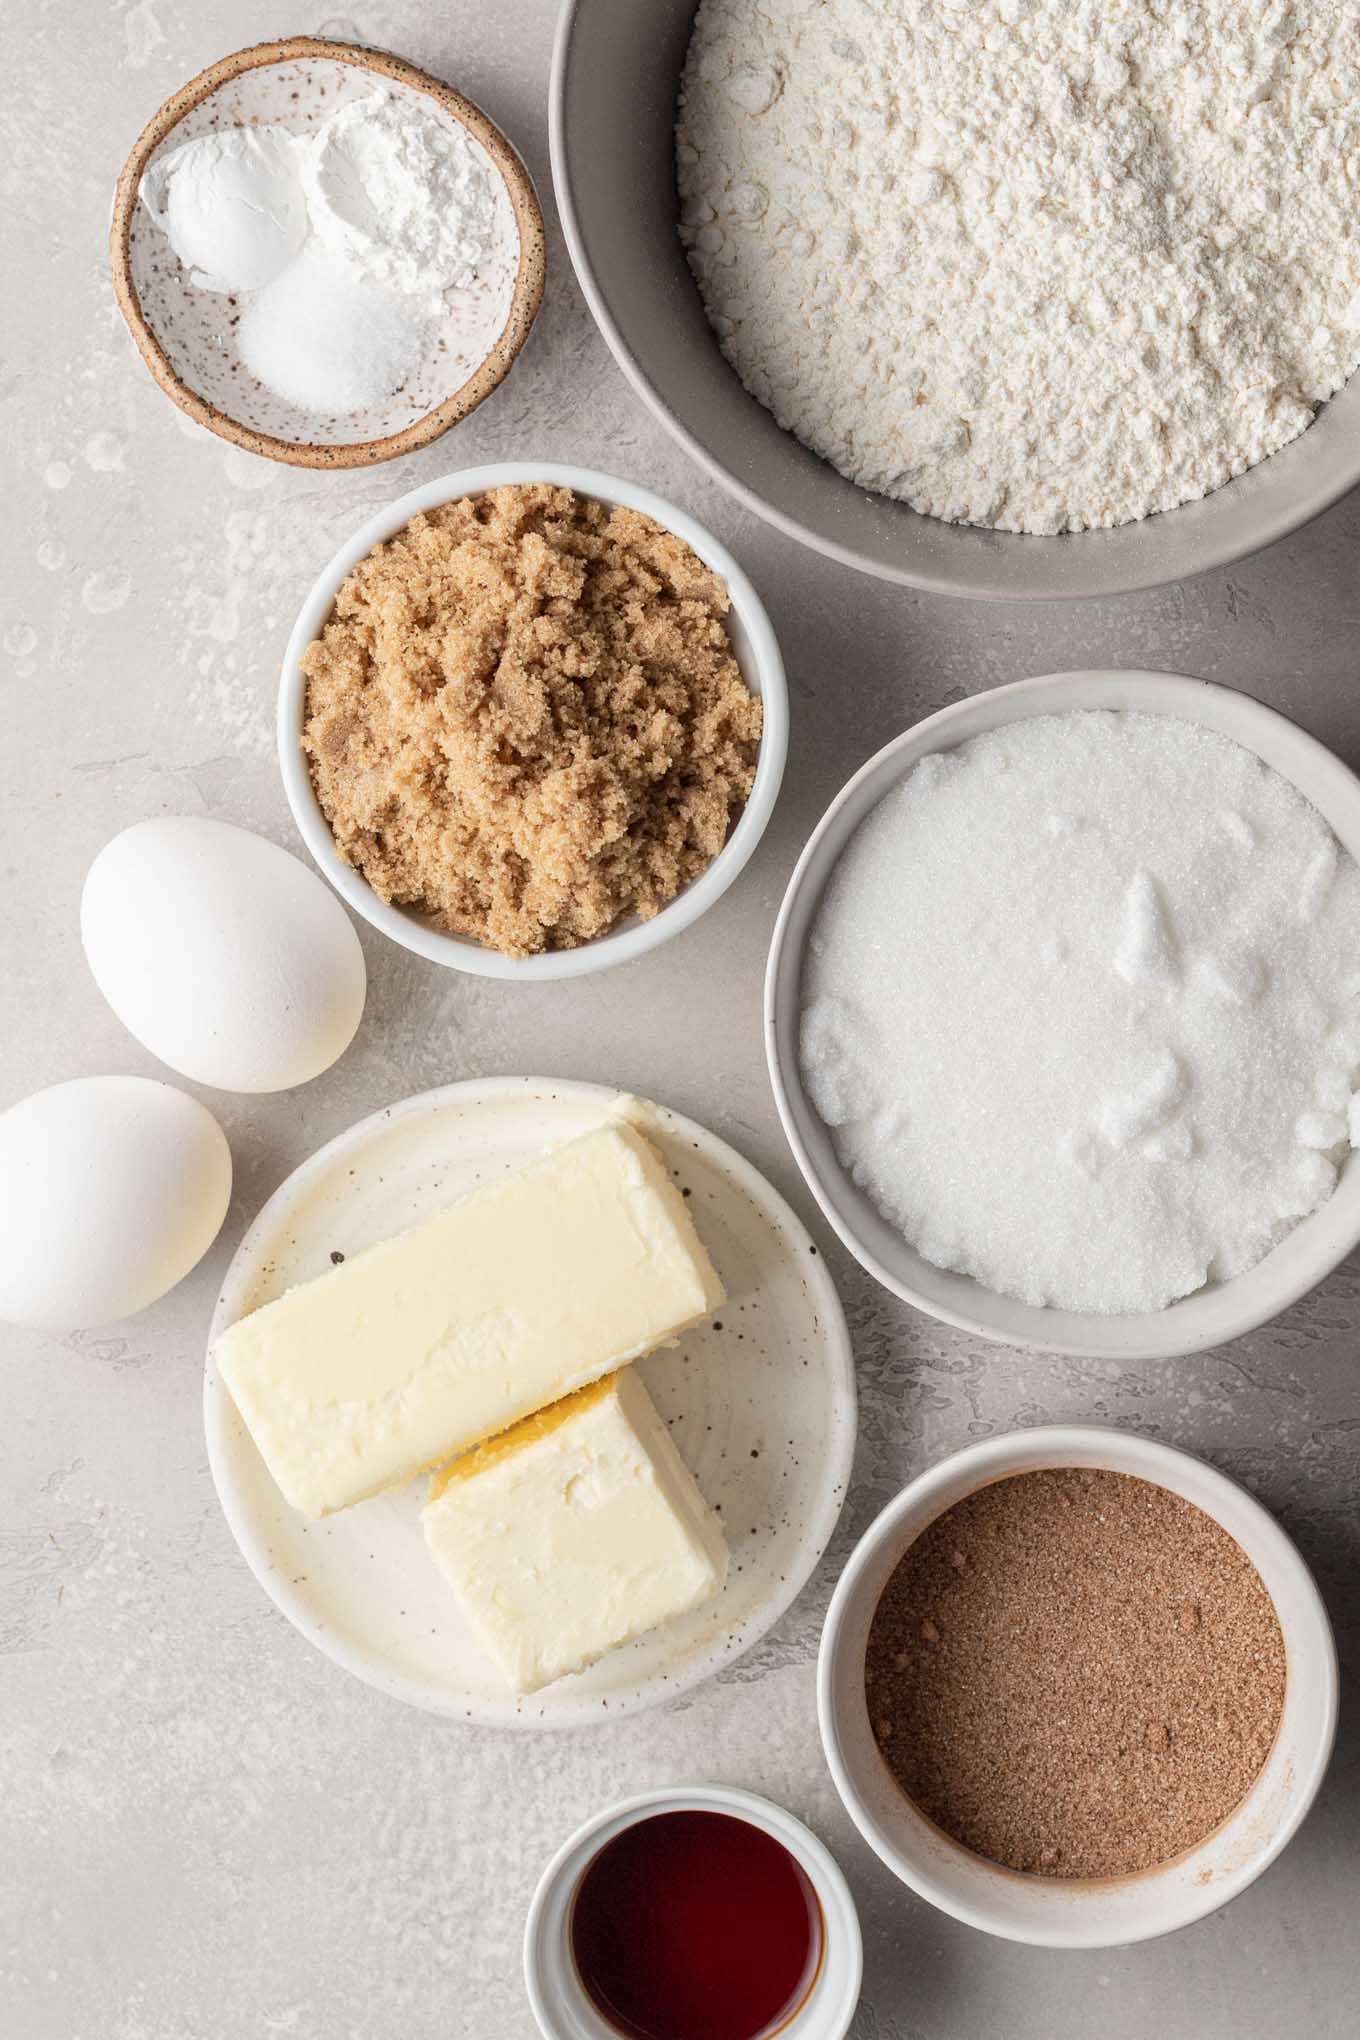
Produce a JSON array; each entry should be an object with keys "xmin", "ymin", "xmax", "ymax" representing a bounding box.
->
[
  {"xmin": 864, "ymin": 1469, "xmax": 1286, "ymax": 1881},
  {"xmin": 301, "ymin": 482, "xmax": 762, "ymax": 959}
]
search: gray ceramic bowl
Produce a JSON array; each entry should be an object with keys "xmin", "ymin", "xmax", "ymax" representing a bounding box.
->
[
  {"xmin": 765, "ymin": 670, "xmax": 1360, "ymax": 1361},
  {"xmin": 551, "ymin": 0, "xmax": 1360, "ymax": 599}
]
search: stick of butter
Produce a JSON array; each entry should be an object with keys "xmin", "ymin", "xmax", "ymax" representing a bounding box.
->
[
  {"xmin": 212, "ymin": 1120, "xmax": 725, "ymax": 1518},
  {"xmin": 423, "ymin": 1368, "xmax": 729, "ymax": 1693}
]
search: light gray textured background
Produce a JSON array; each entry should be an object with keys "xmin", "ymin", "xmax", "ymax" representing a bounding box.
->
[{"xmin": 3, "ymin": 5, "xmax": 1357, "ymax": 2037}]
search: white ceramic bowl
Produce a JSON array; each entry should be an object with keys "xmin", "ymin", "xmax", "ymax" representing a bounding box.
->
[
  {"xmin": 280, "ymin": 462, "xmax": 788, "ymax": 979},
  {"xmin": 819, "ymin": 1426, "xmax": 1338, "ymax": 1949},
  {"xmin": 524, "ymin": 1785, "xmax": 863, "ymax": 2040},
  {"xmin": 766, "ymin": 668, "xmax": 1360, "ymax": 1360}
]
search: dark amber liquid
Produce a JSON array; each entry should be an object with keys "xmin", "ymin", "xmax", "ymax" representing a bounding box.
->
[{"xmin": 569, "ymin": 1810, "xmax": 822, "ymax": 2040}]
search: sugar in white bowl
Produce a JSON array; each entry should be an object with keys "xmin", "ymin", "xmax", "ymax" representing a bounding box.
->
[{"xmin": 799, "ymin": 711, "xmax": 1360, "ymax": 1315}]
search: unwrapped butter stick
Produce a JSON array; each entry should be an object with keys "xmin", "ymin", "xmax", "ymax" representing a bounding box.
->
[
  {"xmin": 213, "ymin": 1120, "xmax": 724, "ymax": 1517},
  {"xmin": 423, "ymin": 1368, "xmax": 729, "ymax": 1692}
]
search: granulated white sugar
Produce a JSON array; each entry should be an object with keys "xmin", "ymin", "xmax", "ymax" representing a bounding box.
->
[{"xmin": 800, "ymin": 712, "xmax": 1360, "ymax": 1314}]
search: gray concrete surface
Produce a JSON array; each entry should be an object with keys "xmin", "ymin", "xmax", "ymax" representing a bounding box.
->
[{"xmin": 2, "ymin": 5, "xmax": 1357, "ymax": 2037}]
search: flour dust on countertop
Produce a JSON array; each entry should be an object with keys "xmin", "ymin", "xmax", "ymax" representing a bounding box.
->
[{"xmin": 677, "ymin": 0, "xmax": 1360, "ymax": 534}]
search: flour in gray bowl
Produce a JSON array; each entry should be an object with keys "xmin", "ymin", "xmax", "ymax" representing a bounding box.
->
[{"xmin": 678, "ymin": 0, "xmax": 1360, "ymax": 534}]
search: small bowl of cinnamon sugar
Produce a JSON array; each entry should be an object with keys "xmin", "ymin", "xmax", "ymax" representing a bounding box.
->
[
  {"xmin": 819, "ymin": 1425, "xmax": 1337, "ymax": 1948},
  {"xmin": 278, "ymin": 462, "xmax": 786, "ymax": 977}
]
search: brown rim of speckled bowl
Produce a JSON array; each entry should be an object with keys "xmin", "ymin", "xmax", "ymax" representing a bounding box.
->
[{"xmin": 109, "ymin": 36, "xmax": 546, "ymax": 470}]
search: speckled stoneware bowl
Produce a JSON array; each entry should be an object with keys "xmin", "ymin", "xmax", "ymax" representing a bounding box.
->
[{"xmin": 111, "ymin": 37, "xmax": 545, "ymax": 467}]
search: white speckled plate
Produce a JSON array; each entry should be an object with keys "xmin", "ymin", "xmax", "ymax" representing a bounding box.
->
[{"xmin": 204, "ymin": 1078, "xmax": 856, "ymax": 1727}]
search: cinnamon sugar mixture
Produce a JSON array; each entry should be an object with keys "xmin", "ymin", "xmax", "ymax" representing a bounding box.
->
[
  {"xmin": 301, "ymin": 484, "xmax": 762, "ymax": 958},
  {"xmin": 865, "ymin": 1469, "xmax": 1286, "ymax": 1880}
]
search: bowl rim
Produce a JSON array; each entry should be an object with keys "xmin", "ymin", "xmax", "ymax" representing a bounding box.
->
[
  {"xmin": 522, "ymin": 1784, "xmax": 863, "ymax": 2040},
  {"xmin": 549, "ymin": 0, "xmax": 1360, "ymax": 599},
  {"xmin": 817, "ymin": 1424, "xmax": 1339, "ymax": 1949},
  {"xmin": 109, "ymin": 35, "xmax": 546, "ymax": 470},
  {"xmin": 278, "ymin": 460, "xmax": 789, "ymax": 979},
  {"xmin": 765, "ymin": 668, "xmax": 1360, "ymax": 1359}
]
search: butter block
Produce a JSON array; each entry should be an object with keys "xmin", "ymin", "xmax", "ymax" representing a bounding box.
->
[
  {"xmin": 423, "ymin": 1368, "xmax": 729, "ymax": 1692},
  {"xmin": 212, "ymin": 1120, "xmax": 725, "ymax": 1518}
]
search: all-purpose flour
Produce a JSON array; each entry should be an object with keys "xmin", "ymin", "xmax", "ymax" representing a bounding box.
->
[
  {"xmin": 799, "ymin": 713, "xmax": 1360, "ymax": 1314},
  {"xmin": 677, "ymin": 1, "xmax": 1360, "ymax": 534}
]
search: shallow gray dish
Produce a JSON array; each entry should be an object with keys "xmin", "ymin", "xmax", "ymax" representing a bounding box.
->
[{"xmin": 551, "ymin": 0, "xmax": 1360, "ymax": 600}]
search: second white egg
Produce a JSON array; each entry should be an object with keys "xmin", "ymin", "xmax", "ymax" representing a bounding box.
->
[
  {"xmin": 0, "ymin": 1075, "xmax": 232, "ymax": 1331},
  {"xmin": 82, "ymin": 816, "xmax": 367, "ymax": 1093}
]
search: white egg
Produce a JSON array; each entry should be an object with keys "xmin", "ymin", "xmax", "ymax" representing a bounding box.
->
[
  {"xmin": 82, "ymin": 817, "xmax": 367, "ymax": 1093},
  {"xmin": 0, "ymin": 1076, "xmax": 232, "ymax": 1332}
]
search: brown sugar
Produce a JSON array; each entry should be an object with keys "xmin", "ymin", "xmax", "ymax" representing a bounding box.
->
[
  {"xmin": 300, "ymin": 483, "xmax": 763, "ymax": 958},
  {"xmin": 863, "ymin": 1468, "xmax": 1286, "ymax": 1880}
]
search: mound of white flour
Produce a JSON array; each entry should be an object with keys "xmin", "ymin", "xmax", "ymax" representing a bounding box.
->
[
  {"xmin": 677, "ymin": 1, "xmax": 1360, "ymax": 534},
  {"xmin": 799, "ymin": 713, "xmax": 1360, "ymax": 1315}
]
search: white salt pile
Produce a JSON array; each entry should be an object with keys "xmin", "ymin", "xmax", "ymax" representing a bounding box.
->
[
  {"xmin": 237, "ymin": 245, "xmax": 432, "ymax": 414},
  {"xmin": 799, "ymin": 711, "xmax": 1360, "ymax": 1315}
]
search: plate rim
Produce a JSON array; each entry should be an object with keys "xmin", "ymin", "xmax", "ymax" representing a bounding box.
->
[{"xmin": 204, "ymin": 1075, "xmax": 857, "ymax": 1728}]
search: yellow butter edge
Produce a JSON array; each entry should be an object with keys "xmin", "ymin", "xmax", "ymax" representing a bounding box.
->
[{"xmin": 426, "ymin": 1372, "xmax": 623, "ymax": 1503}]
